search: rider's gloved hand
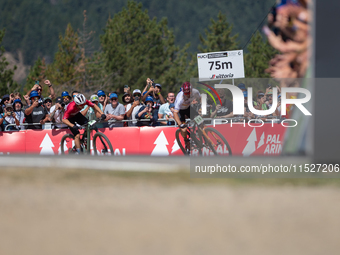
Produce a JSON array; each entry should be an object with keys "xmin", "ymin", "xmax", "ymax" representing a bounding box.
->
[
  {"xmin": 179, "ymin": 124, "xmax": 187, "ymax": 128},
  {"xmin": 71, "ymin": 125, "xmax": 80, "ymax": 135},
  {"xmin": 101, "ymin": 114, "xmax": 106, "ymax": 120}
]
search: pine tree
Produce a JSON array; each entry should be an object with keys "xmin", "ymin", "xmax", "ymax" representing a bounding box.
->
[
  {"xmin": 190, "ymin": 12, "xmax": 239, "ymax": 77},
  {"xmin": 244, "ymin": 31, "xmax": 278, "ymax": 78},
  {"xmin": 24, "ymin": 57, "xmax": 47, "ymax": 93},
  {"xmin": 0, "ymin": 29, "xmax": 17, "ymax": 95},
  {"xmin": 45, "ymin": 23, "xmax": 81, "ymax": 95},
  {"xmin": 198, "ymin": 12, "xmax": 239, "ymax": 53},
  {"xmin": 100, "ymin": 1, "xmax": 189, "ymax": 94}
]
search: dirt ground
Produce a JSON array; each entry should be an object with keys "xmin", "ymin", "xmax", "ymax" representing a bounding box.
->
[{"xmin": 0, "ymin": 167, "xmax": 340, "ymax": 255}]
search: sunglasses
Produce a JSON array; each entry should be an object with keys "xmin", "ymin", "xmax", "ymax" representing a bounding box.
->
[
  {"xmin": 6, "ymin": 108, "xmax": 13, "ymax": 111},
  {"xmin": 133, "ymin": 94, "xmax": 141, "ymax": 97},
  {"xmin": 111, "ymin": 98, "xmax": 118, "ymax": 101},
  {"xmin": 37, "ymin": 89, "xmax": 42, "ymax": 91},
  {"xmin": 99, "ymin": 95, "xmax": 106, "ymax": 97},
  {"xmin": 44, "ymin": 100, "xmax": 52, "ymax": 104},
  {"xmin": 63, "ymin": 96, "xmax": 70, "ymax": 99}
]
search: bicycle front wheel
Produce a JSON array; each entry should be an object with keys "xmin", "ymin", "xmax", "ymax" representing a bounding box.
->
[
  {"xmin": 93, "ymin": 132, "xmax": 114, "ymax": 156},
  {"xmin": 201, "ymin": 127, "xmax": 232, "ymax": 156},
  {"xmin": 60, "ymin": 134, "xmax": 76, "ymax": 154}
]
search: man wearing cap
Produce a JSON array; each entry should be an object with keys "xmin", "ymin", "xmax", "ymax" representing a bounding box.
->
[
  {"xmin": 0, "ymin": 103, "xmax": 20, "ymax": 131},
  {"xmin": 136, "ymin": 96, "xmax": 159, "ymax": 127},
  {"xmin": 49, "ymin": 97, "xmax": 67, "ymax": 129},
  {"xmin": 61, "ymin": 91, "xmax": 72, "ymax": 106},
  {"xmin": 142, "ymin": 78, "xmax": 165, "ymax": 106},
  {"xmin": 24, "ymin": 91, "xmax": 49, "ymax": 129},
  {"xmin": 158, "ymin": 92, "xmax": 175, "ymax": 125},
  {"xmin": 125, "ymin": 89, "xmax": 143, "ymax": 126},
  {"xmin": 97, "ymin": 90, "xmax": 108, "ymax": 110},
  {"xmin": 13, "ymin": 99, "xmax": 25, "ymax": 130},
  {"xmin": 104, "ymin": 93, "xmax": 125, "ymax": 128},
  {"xmin": 82, "ymin": 94, "xmax": 103, "ymax": 121},
  {"xmin": 237, "ymin": 83, "xmax": 247, "ymax": 92}
]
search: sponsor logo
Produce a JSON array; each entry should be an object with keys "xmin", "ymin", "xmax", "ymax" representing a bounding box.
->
[
  {"xmin": 197, "ymin": 55, "xmax": 208, "ymax": 59},
  {"xmin": 210, "ymin": 74, "xmax": 234, "ymax": 79},
  {"xmin": 208, "ymin": 52, "xmax": 228, "ymax": 59}
]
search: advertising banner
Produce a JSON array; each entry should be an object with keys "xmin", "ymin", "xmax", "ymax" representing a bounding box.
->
[{"xmin": 0, "ymin": 124, "xmax": 286, "ymax": 156}]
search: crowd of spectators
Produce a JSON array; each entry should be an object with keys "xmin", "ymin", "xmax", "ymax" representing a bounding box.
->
[{"xmin": 0, "ymin": 76, "xmax": 284, "ymax": 132}]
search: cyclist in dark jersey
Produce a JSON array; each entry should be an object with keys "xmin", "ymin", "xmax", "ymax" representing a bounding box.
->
[{"xmin": 62, "ymin": 94, "xmax": 105, "ymax": 154}]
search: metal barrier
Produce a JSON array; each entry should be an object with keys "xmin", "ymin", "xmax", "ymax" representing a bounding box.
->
[{"xmin": 3, "ymin": 116, "xmax": 281, "ymax": 132}]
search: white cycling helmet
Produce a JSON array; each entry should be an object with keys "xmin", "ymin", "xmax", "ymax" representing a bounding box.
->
[{"xmin": 74, "ymin": 94, "xmax": 86, "ymax": 105}]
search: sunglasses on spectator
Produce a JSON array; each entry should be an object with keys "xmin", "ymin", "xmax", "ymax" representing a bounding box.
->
[
  {"xmin": 111, "ymin": 98, "xmax": 118, "ymax": 101},
  {"xmin": 99, "ymin": 95, "xmax": 106, "ymax": 97},
  {"xmin": 44, "ymin": 100, "xmax": 52, "ymax": 104},
  {"xmin": 133, "ymin": 94, "xmax": 141, "ymax": 97},
  {"xmin": 37, "ymin": 88, "xmax": 42, "ymax": 91},
  {"xmin": 6, "ymin": 108, "xmax": 12, "ymax": 111},
  {"xmin": 63, "ymin": 96, "xmax": 70, "ymax": 99}
]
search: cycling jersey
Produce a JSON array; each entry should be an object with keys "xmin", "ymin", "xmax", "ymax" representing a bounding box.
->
[
  {"xmin": 174, "ymin": 88, "xmax": 200, "ymax": 111},
  {"xmin": 63, "ymin": 100, "xmax": 94, "ymax": 120}
]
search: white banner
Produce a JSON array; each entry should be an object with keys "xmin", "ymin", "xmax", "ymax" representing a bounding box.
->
[{"xmin": 197, "ymin": 50, "xmax": 245, "ymax": 81}]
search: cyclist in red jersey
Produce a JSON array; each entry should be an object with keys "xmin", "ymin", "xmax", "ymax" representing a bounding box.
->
[{"xmin": 62, "ymin": 94, "xmax": 106, "ymax": 154}]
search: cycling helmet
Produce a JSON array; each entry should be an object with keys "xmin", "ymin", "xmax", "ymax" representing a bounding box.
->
[
  {"xmin": 30, "ymin": 90, "xmax": 40, "ymax": 98},
  {"xmin": 61, "ymin": 91, "xmax": 71, "ymax": 98},
  {"xmin": 182, "ymin": 82, "xmax": 191, "ymax": 95},
  {"xmin": 74, "ymin": 94, "xmax": 87, "ymax": 105},
  {"xmin": 145, "ymin": 96, "xmax": 154, "ymax": 103}
]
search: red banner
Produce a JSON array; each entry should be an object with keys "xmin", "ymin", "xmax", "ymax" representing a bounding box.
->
[{"xmin": 0, "ymin": 124, "xmax": 286, "ymax": 156}]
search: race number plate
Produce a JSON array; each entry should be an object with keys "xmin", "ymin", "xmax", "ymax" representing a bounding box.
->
[{"xmin": 194, "ymin": 115, "xmax": 204, "ymax": 125}]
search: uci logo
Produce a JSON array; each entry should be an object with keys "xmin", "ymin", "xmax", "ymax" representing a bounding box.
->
[{"xmin": 197, "ymin": 55, "xmax": 208, "ymax": 59}]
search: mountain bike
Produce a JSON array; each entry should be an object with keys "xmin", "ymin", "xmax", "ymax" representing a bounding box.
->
[
  {"xmin": 60, "ymin": 118, "xmax": 113, "ymax": 155},
  {"xmin": 175, "ymin": 115, "xmax": 232, "ymax": 156}
]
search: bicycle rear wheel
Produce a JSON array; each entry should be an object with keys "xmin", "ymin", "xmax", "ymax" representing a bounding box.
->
[
  {"xmin": 60, "ymin": 134, "xmax": 76, "ymax": 154},
  {"xmin": 93, "ymin": 132, "xmax": 114, "ymax": 156},
  {"xmin": 201, "ymin": 127, "xmax": 232, "ymax": 156}
]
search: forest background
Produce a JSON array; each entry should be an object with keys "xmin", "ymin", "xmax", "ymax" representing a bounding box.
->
[{"xmin": 0, "ymin": 0, "xmax": 277, "ymax": 98}]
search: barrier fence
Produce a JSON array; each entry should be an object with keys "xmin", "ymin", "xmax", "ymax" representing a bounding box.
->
[
  {"xmin": 0, "ymin": 117, "xmax": 286, "ymax": 156},
  {"xmin": 3, "ymin": 116, "xmax": 282, "ymax": 131}
]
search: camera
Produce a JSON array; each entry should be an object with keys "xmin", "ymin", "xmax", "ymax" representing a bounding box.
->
[
  {"xmin": 151, "ymin": 79, "xmax": 155, "ymax": 88},
  {"xmin": 134, "ymin": 96, "xmax": 139, "ymax": 101}
]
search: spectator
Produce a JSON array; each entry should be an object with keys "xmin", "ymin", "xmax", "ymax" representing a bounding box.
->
[
  {"xmin": 43, "ymin": 97, "xmax": 53, "ymax": 114},
  {"xmin": 71, "ymin": 90, "xmax": 80, "ymax": 99},
  {"xmin": 82, "ymin": 94, "xmax": 103, "ymax": 121},
  {"xmin": 122, "ymin": 93, "xmax": 132, "ymax": 108},
  {"xmin": 125, "ymin": 89, "xmax": 143, "ymax": 126},
  {"xmin": 136, "ymin": 96, "xmax": 158, "ymax": 127},
  {"xmin": 256, "ymin": 91, "xmax": 268, "ymax": 110},
  {"xmin": 25, "ymin": 80, "xmax": 55, "ymax": 104},
  {"xmin": 97, "ymin": 90, "xmax": 108, "ymax": 110},
  {"xmin": 61, "ymin": 91, "xmax": 72, "ymax": 106},
  {"xmin": 210, "ymin": 88, "xmax": 233, "ymax": 118},
  {"xmin": 104, "ymin": 93, "xmax": 125, "ymax": 128},
  {"xmin": 158, "ymin": 92, "xmax": 175, "ymax": 125},
  {"xmin": 24, "ymin": 91, "xmax": 49, "ymax": 129},
  {"xmin": 165, "ymin": 103, "xmax": 176, "ymax": 126},
  {"xmin": 13, "ymin": 99, "xmax": 25, "ymax": 130},
  {"xmin": 0, "ymin": 103, "xmax": 20, "ymax": 131},
  {"xmin": 237, "ymin": 83, "xmax": 247, "ymax": 92},
  {"xmin": 1, "ymin": 94, "xmax": 10, "ymax": 114},
  {"xmin": 142, "ymin": 78, "xmax": 165, "ymax": 107},
  {"xmin": 49, "ymin": 97, "xmax": 67, "ymax": 129}
]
